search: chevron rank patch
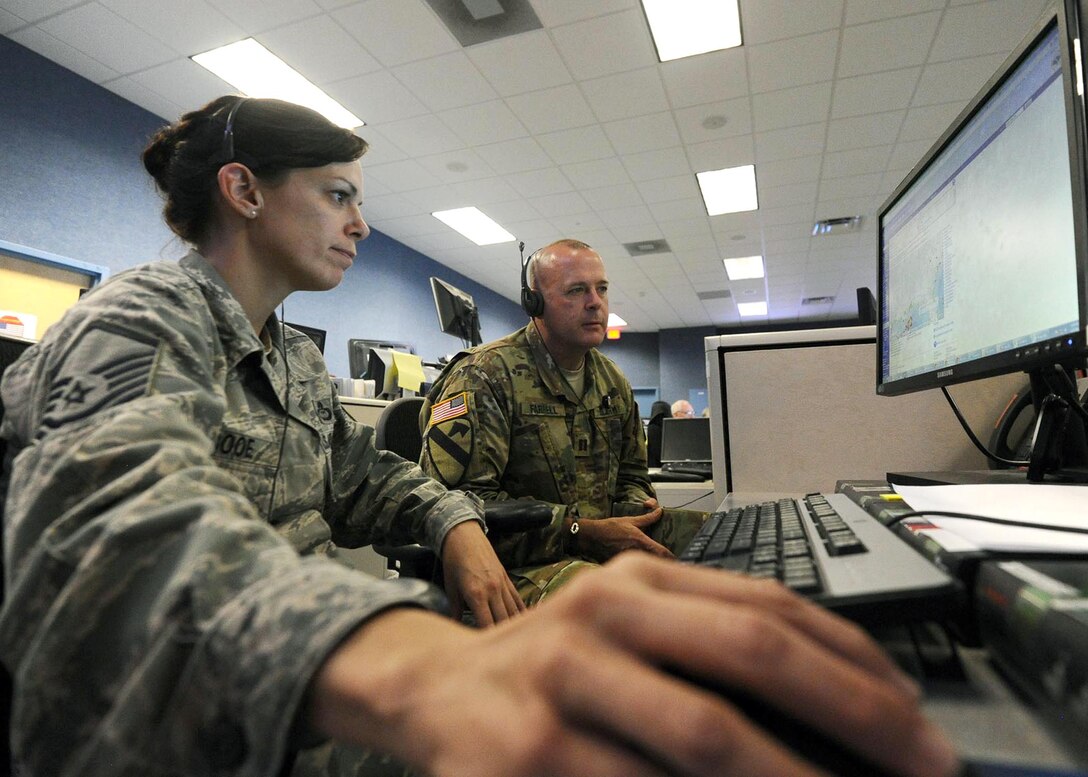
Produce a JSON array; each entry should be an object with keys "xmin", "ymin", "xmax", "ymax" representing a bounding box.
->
[
  {"xmin": 429, "ymin": 392, "xmax": 468, "ymax": 426},
  {"xmin": 39, "ymin": 323, "xmax": 158, "ymax": 432}
]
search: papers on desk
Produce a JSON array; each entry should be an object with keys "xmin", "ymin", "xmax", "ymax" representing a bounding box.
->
[{"xmin": 892, "ymin": 483, "xmax": 1088, "ymax": 555}]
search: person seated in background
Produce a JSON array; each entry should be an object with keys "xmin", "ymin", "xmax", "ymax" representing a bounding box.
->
[
  {"xmin": 420, "ymin": 239, "xmax": 705, "ymax": 605},
  {"xmin": 0, "ymin": 96, "xmax": 960, "ymax": 777},
  {"xmin": 672, "ymin": 398, "xmax": 696, "ymax": 418}
]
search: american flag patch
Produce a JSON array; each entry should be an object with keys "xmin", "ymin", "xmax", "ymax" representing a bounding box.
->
[{"xmin": 430, "ymin": 392, "xmax": 469, "ymax": 425}]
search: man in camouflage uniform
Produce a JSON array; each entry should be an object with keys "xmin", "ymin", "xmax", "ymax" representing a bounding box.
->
[
  {"xmin": 0, "ymin": 251, "xmax": 475, "ymax": 776},
  {"xmin": 421, "ymin": 239, "xmax": 705, "ymax": 605}
]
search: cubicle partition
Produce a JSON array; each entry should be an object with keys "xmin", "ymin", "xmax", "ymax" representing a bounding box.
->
[{"xmin": 704, "ymin": 326, "xmax": 1025, "ymax": 504}]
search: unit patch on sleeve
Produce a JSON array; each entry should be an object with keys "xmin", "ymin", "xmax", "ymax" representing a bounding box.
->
[{"xmin": 424, "ymin": 393, "xmax": 474, "ymax": 486}]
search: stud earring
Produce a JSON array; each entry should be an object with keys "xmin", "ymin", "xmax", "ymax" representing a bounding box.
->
[{"xmin": 248, "ymin": 210, "xmax": 258, "ymax": 219}]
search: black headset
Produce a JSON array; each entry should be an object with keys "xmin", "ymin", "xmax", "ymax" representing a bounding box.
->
[{"xmin": 520, "ymin": 241, "xmax": 545, "ymax": 318}]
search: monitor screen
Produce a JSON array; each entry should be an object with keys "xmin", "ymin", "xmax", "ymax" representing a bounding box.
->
[
  {"xmin": 878, "ymin": 11, "xmax": 1088, "ymax": 397},
  {"xmin": 347, "ymin": 338, "xmax": 413, "ymax": 379},
  {"xmin": 430, "ymin": 276, "xmax": 482, "ymax": 347},
  {"xmin": 660, "ymin": 417, "xmax": 712, "ymax": 463},
  {"xmin": 284, "ymin": 321, "xmax": 327, "ymax": 355}
]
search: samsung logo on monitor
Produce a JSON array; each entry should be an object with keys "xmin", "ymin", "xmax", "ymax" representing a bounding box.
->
[{"xmin": 937, "ymin": 368, "xmax": 954, "ymax": 379}]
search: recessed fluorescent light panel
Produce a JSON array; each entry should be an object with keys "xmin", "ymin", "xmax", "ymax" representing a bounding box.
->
[
  {"xmin": 432, "ymin": 207, "xmax": 516, "ymax": 246},
  {"xmin": 737, "ymin": 301, "xmax": 768, "ymax": 317},
  {"xmin": 607, "ymin": 313, "xmax": 627, "ymax": 328},
  {"xmin": 641, "ymin": 0, "xmax": 742, "ymax": 61},
  {"xmin": 192, "ymin": 39, "xmax": 363, "ymax": 129},
  {"xmin": 697, "ymin": 165, "xmax": 758, "ymax": 216},
  {"xmin": 723, "ymin": 255, "xmax": 764, "ymax": 281}
]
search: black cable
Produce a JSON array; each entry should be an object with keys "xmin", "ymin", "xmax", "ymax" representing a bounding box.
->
[
  {"xmin": 886, "ymin": 508, "xmax": 1088, "ymax": 535},
  {"xmin": 266, "ymin": 304, "xmax": 290, "ymax": 518},
  {"xmin": 672, "ymin": 490, "xmax": 715, "ymax": 509},
  {"xmin": 941, "ymin": 385, "xmax": 1028, "ymax": 468}
]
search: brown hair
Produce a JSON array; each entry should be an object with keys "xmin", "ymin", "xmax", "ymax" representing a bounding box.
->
[{"xmin": 143, "ymin": 96, "xmax": 368, "ymax": 245}]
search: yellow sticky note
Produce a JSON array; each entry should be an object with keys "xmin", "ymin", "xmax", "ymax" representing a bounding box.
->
[{"xmin": 391, "ymin": 350, "xmax": 425, "ymax": 393}]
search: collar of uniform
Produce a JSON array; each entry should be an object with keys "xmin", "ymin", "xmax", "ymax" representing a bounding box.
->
[
  {"xmin": 179, "ymin": 251, "xmax": 264, "ymax": 368},
  {"xmin": 524, "ymin": 321, "xmax": 598, "ymax": 403}
]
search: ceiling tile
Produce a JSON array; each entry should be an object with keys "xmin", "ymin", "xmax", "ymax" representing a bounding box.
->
[
  {"xmin": 826, "ymin": 111, "xmax": 905, "ymax": 152},
  {"xmin": 467, "ymin": 29, "xmax": 571, "ymax": 96},
  {"xmin": 550, "ymin": 8, "xmax": 654, "ymax": 81},
  {"xmin": 378, "ymin": 113, "xmax": 465, "ymax": 157},
  {"xmin": 837, "ymin": 12, "xmax": 940, "ymax": 78},
  {"xmin": 37, "ymin": 3, "xmax": 174, "ymax": 73},
  {"xmin": 440, "ymin": 99, "xmax": 527, "ymax": 145},
  {"xmin": 537, "ymin": 124, "xmax": 615, "ymax": 165},
  {"xmin": 415, "ymin": 149, "xmax": 498, "ymax": 184},
  {"xmin": 0, "ymin": 0, "xmax": 84, "ymax": 24},
  {"xmin": 207, "ymin": 0, "xmax": 323, "ymax": 33},
  {"xmin": 505, "ymin": 83, "xmax": 596, "ymax": 134},
  {"xmin": 621, "ymin": 146, "xmax": 689, "ymax": 182},
  {"xmin": 686, "ymin": 134, "xmax": 754, "ymax": 171},
  {"xmin": 529, "ymin": 0, "xmax": 637, "ymax": 28},
  {"xmin": 674, "ymin": 97, "xmax": 751, "ymax": 144},
  {"xmin": 260, "ymin": 15, "xmax": 381, "ymax": 85},
  {"xmin": 1, "ymin": 8, "xmax": 24, "ymax": 31},
  {"xmin": 821, "ymin": 145, "xmax": 891, "ymax": 178},
  {"xmin": 101, "ymin": 75, "xmax": 183, "ymax": 121},
  {"xmin": 913, "ymin": 52, "xmax": 1006, "ymax": 107},
  {"xmin": 581, "ymin": 66, "xmax": 669, "ymax": 123},
  {"xmin": 100, "ymin": 0, "xmax": 242, "ymax": 57},
  {"xmin": 752, "ymin": 81, "xmax": 832, "ymax": 132},
  {"xmin": 506, "ymin": 167, "xmax": 575, "ymax": 198},
  {"xmin": 326, "ymin": 70, "xmax": 429, "ymax": 124},
  {"xmin": 756, "ymin": 155, "xmax": 823, "ymax": 187},
  {"xmin": 831, "ymin": 67, "xmax": 921, "ymax": 118},
  {"xmin": 475, "ymin": 137, "xmax": 554, "ymax": 174},
  {"xmin": 898, "ymin": 102, "xmax": 963, "ymax": 143},
  {"xmin": 747, "ymin": 30, "xmax": 839, "ymax": 93},
  {"xmin": 930, "ymin": 0, "xmax": 1050, "ymax": 61},
  {"xmin": 636, "ymin": 175, "xmax": 700, "ymax": 204},
  {"xmin": 580, "ymin": 183, "xmax": 645, "ymax": 210},
  {"xmin": 561, "ymin": 157, "xmax": 631, "ymax": 189},
  {"xmin": 755, "ymin": 123, "xmax": 827, "ymax": 163},
  {"xmin": 332, "ymin": 0, "xmax": 458, "ymax": 68},
  {"xmin": 392, "ymin": 52, "xmax": 497, "ymax": 112},
  {"xmin": 603, "ymin": 112, "xmax": 682, "ymax": 155},
  {"xmin": 128, "ymin": 58, "xmax": 233, "ymax": 114},
  {"xmin": 660, "ymin": 47, "xmax": 748, "ymax": 109},
  {"xmin": 7, "ymin": 25, "xmax": 121, "ymax": 82},
  {"xmin": 739, "ymin": 0, "xmax": 843, "ymax": 45}
]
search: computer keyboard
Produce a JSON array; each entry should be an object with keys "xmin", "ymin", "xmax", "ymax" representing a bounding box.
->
[{"xmin": 678, "ymin": 493, "xmax": 959, "ymax": 624}]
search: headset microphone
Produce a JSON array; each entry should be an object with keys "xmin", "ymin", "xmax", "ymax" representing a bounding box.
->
[{"xmin": 519, "ymin": 240, "xmax": 545, "ymax": 318}]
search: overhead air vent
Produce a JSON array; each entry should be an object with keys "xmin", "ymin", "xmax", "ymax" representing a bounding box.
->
[
  {"xmin": 697, "ymin": 289, "xmax": 733, "ymax": 301},
  {"xmin": 425, "ymin": 0, "xmax": 542, "ymax": 47},
  {"xmin": 812, "ymin": 216, "xmax": 862, "ymax": 236},
  {"xmin": 623, "ymin": 239, "xmax": 671, "ymax": 256},
  {"xmin": 801, "ymin": 296, "xmax": 835, "ymax": 305}
]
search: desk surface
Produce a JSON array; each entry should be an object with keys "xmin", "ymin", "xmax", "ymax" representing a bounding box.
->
[{"xmin": 724, "ymin": 490, "xmax": 1086, "ymax": 771}]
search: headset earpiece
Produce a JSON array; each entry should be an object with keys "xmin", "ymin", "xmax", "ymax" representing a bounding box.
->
[{"xmin": 520, "ymin": 245, "xmax": 545, "ymax": 318}]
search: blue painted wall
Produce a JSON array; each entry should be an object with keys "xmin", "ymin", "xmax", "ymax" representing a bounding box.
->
[{"xmin": 1, "ymin": 33, "xmax": 711, "ymax": 392}]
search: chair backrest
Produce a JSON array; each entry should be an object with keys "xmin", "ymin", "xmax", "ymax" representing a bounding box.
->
[{"xmin": 375, "ymin": 396, "xmax": 426, "ymax": 462}]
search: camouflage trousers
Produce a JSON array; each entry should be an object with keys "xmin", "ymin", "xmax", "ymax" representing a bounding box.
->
[{"xmin": 511, "ymin": 508, "xmax": 707, "ymax": 606}]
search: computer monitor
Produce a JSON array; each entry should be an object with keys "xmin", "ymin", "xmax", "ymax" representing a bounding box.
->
[
  {"xmin": 284, "ymin": 321, "xmax": 327, "ymax": 355},
  {"xmin": 430, "ymin": 276, "xmax": 481, "ymax": 347},
  {"xmin": 660, "ymin": 417, "xmax": 712, "ymax": 464},
  {"xmin": 0, "ymin": 332, "xmax": 34, "ymax": 418},
  {"xmin": 877, "ymin": 4, "xmax": 1088, "ymax": 481},
  {"xmin": 347, "ymin": 338, "xmax": 413, "ymax": 379}
]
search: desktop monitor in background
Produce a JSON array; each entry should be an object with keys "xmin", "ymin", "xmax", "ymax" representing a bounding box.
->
[
  {"xmin": 878, "ymin": 6, "xmax": 1088, "ymax": 481},
  {"xmin": 660, "ymin": 417, "xmax": 712, "ymax": 465},
  {"xmin": 283, "ymin": 321, "xmax": 327, "ymax": 355},
  {"xmin": 347, "ymin": 338, "xmax": 413, "ymax": 379},
  {"xmin": 431, "ymin": 276, "xmax": 482, "ymax": 347}
]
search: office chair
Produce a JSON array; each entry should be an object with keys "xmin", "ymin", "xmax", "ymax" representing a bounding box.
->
[
  {"xmin": 372, "ymin": 396, "xmax": 551, "ymax": 579},
  {"xmin": 645, "ymin": 400, "xmax": 672, "ymax": 469}
]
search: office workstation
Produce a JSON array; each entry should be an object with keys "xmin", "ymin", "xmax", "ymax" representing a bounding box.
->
[{"xmin": 3, "ymin": 1, "xmax": 1088, "ymax": 775}]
